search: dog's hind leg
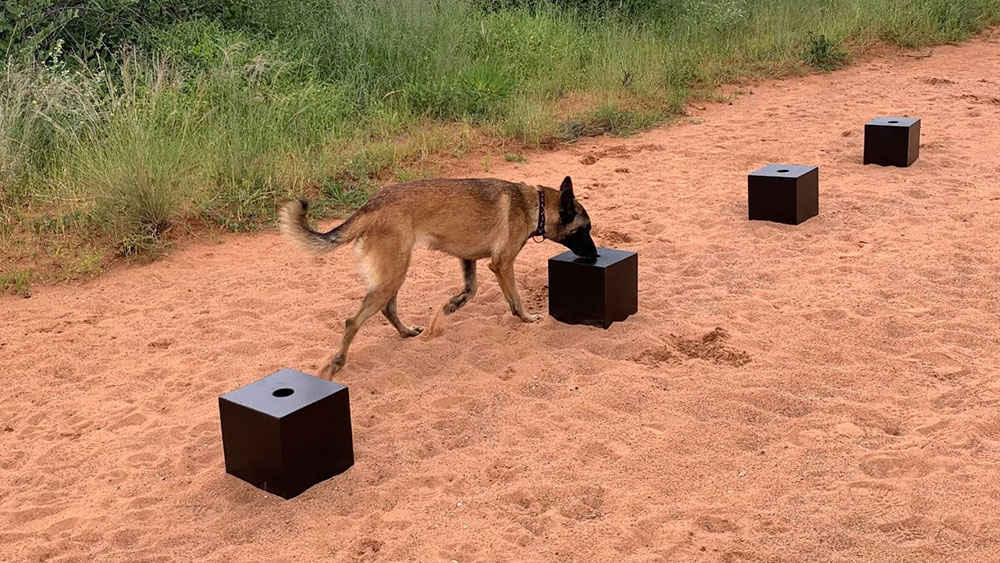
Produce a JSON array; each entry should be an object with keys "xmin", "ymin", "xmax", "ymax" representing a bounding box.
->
[
  {"xmin": 382, "ymin": 294, "xmax": 422, "ymax": 337},
  {"xmin": 443, "ymin": 259, "xmax": 478, "ymax": 315},
  {"xmin": 320, "ymin": 290, "xmax": 391, "ymax": 378},
  {"xmin": 489, "ymin": 258, "xmax": 540, "ymax": 323},
  {"xmin": 320, "ymin": 236, "xmax": 411, "ymax": 378}
]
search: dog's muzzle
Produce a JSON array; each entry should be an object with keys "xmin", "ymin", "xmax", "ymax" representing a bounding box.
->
[{"xmin": 562, "ymin": 228, "xmax": 598, "ymax": 259}]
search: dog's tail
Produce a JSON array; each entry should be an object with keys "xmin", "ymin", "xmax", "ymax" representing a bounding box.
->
[{"xmin": 278, "ymin": 199, "xmax": 356, "ymax": 255}]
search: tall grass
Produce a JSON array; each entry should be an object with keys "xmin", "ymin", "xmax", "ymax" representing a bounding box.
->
[{"xmin": 2, "ymin": 0, "xmax": 1000, "ymax": 289}]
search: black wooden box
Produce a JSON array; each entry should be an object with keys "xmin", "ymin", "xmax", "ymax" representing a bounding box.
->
[
  {"xmin": 864, "ymin": 117, "xmax": 920, "ymax": 167},
  {"xmin": 548, "ymin": 247, "xmax": 637, "ymax": 329},
  {"xmin": 219, "ymin": 368, "xmax": 354, "ymax": 499},
  {"xmin": 748, "ymin": 164, "xmax": 819, "ymax": 225}
]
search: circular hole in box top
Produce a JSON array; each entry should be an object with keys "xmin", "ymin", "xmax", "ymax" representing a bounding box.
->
[
  {"xmin": 888, "ymin": 120, "xmax": 899, "ymax": 124},
  {"xmin": 776, "ymin": 169, "xmax": 790, "ymax": 173},
  {"xmin": 272, "ymin": 388, "xmax": 295, "ymax": 398}
]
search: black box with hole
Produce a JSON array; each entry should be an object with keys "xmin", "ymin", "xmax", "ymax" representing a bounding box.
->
[
  {"xmin": 548, "ymin": 247, "xmax": 638, "ymax": 329},
  {"xmin": 747, "ymin": 164, "xmax": 819, "ymax": 225},
  {"xmin": 864, "ymin": 117, "xmax": 920, "ymax": 167},
  {"xmin": 219, "ymin": 368, "xmax": 353, "ymax": 499}
]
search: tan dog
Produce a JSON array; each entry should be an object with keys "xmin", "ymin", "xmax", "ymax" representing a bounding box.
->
[{"xmin": 279, "ymin": 176, "xmax": 597, "ymax": 377}]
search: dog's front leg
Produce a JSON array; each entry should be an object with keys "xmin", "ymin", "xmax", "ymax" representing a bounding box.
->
[{"xmin": 489, "ymin": 259, "xmax": 540, "ymax": 323}]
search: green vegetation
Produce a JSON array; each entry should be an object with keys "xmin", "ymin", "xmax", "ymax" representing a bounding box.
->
[
  {"xmin": 0, "ymin": 268, "xmax": 31, "ymax": 297},
  {"xmin": 2, "ymin": 0, "xmax": 1000, "ymax": 290},
  {"xmin": 805, "ymin": 33, "xmax": 849, "ymax": 70}
]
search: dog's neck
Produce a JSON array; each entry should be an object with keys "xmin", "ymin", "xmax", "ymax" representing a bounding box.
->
[{"xmin": 531, "ymin": 190, "xmax": 546, "ymax": 239}]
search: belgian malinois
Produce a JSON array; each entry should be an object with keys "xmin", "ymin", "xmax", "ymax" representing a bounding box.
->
[{"xmin": 279, "ymin": 175, "xmax": 597, "ymax": 377}]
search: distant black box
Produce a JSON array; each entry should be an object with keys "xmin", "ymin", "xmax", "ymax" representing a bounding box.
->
[
  {"xmin": 864, "ymin": 117, "xmax": 920, "ymax": 167},
  {"xmin": 748, "ymin": 164, "xmax": 819, "ymax": 225},
  {"xmin": 548, "ymin": 247, "xmax": 637, "ymax": 329},
  {"xmin": 219, "ymin": 368, "xmax": 353, "ymax": 499}
]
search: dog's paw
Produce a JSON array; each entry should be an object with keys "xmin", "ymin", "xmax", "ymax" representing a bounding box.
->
[
  {"xmin": 402, "ymin": 326, "xmax": 423, "ymax": 338},
  {"xmin": 319, "ymin": 356, "xmax": 345, "ymax": 379},
  {"xmin": 521, "ymin": 313, "xmax": 542, "ymax": 323}
]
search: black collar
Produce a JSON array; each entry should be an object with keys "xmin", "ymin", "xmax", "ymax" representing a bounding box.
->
[{"xmin": 531, "ymin": 190, "xmax": 546, "ymax": 239}]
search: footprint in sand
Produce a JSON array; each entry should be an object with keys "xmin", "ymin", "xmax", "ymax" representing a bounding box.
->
[
  {"xmin": 125, "ymin": 451, "xmax": 159, "ymax": 467},
  {"xmin": 976, "ymin": 417, "xmax": 1000, "ymax": 442},
  {"xmin": 834, "ymin": 422, "xmax": 865, "ymax": 438},
  {"xmin": 844, "ymin": 481, "xmax": 909, "ymax": 524},
  {"xmin": 642, "ymin": 222, "xmax": 666, "ymax": 235},
  {"xmin": 858, "ymin": 454, "xmax": 943, "ymax": 479},
  {"xmin": 188, "ymin": 421, "xmax": 217, "ymax": 438},
  {"xmin": 878, "ymin": 515, "xmax": 932, "ymax": 545},
  {"xmin": 109, "ymin": 412, "xmax": 147, "ymax": 432},
  {"xmin": 431, "ymin": 415, "xmax": 493, "ymax": 450},
  {"xmin": 931, "ymin": 388, "xmax": 977, "ymax": 414},
  {"xmin": 430, "ymin": 395, "xmax": 471, "ymax": 410},
  {"xmin": 576, "ymin": 440, "xmax": 625, "ymax": 466},
  {"xmin": 906, "ymin": 351, "xmax": 968, "ymax": 380},
  {"xmin": 502, "ymin": 483, "xmax": 607, "ymax": 524},
  {"xmin": 695, "ymin": 515, "xmax": 739, "ymax": 534},
  {"xmin": 147, "ymin": 338, "xmax": 174, "ymax": 349},
  {"xmin": 933, "ymin": 526, "xmax": 976, "ymax": 556}
]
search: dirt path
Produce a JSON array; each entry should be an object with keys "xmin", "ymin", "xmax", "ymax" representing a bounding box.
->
[{"xmin": 4, "ymin": 30, "xmax": 1000, "ymax": 563}]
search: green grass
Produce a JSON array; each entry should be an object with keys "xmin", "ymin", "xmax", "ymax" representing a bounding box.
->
[
  {"xmin": 805, "ymin": 32, "xmax": 849, "ymax": 71},
  {"xmin": 2, "ymin": 0, "xmax": 1000, "ymax": 284},
  {"xmin": 0, "ymin": 268, "xmax": 31, "ymax": 297}
]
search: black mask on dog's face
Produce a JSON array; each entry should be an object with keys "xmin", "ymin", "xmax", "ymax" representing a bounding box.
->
[
  {"xmin": 561, "ymin": 225, "xmax": 598, "ymax": 259},
  {"xmin": 553, "ymin": 176, "xmax": 599, "ymax": 259}
]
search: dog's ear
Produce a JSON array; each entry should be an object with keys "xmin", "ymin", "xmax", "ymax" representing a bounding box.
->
[
  {"xmin": 559, "ymin": 176, "xmax": 575, "ymax": 221},
  {"xmin": 559, "ymin": 176, "xmax": 573, "ymax": 192}
]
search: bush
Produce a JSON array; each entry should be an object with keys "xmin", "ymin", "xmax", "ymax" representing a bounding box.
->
[
  {"xmin": 804, "ymin": 32, "xmax": 848, "ymax": 71},
  {"xmin": 1, "ymin": 0, "xmax": 248, "ymax": 61}
]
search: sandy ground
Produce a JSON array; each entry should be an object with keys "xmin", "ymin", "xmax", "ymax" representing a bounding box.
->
[{"xmin": 4, "ymin": 31, "xmax": 1000, "ymax": 563}]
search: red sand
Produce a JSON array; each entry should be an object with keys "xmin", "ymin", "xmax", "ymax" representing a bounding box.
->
[{"xmin": 4, "ymin": 31, "xmax": 1000, "ymax": 563}]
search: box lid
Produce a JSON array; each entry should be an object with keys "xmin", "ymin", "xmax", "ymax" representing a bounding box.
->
[
  {"xmin": 866, "ymin": 117, "xmax": 920, "ymax": 127},
  {"xmin": 749, "ymin": 164, "xmax": 818, "ymax": 178},
  {"xmin": 220, "ymin": 368, "xmax": 346, "ymax": 418},
  {"xmin": 549, "ymin": 247, "xmax": 636, "ymax": 267}
]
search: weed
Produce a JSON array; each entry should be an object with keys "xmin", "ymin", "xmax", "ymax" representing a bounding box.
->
[
  {"xmin": 32, "ymin": 210, "xmax": 87, "ymax": 236},
  {"xmin": 558, "ymin": 103, "xmax": 660, "ymax": 142},
  {"xmin": 0, "ymin": 269, "xmax": 31, "ymax": 297},
  {"xmin": 319, "ymin": 178, "xmax": 376, "ymax": 211},
  {"xmin": 204, "ymin": 177, "xmax": 283, "ymax": 232},
  {"xmin": 805, "ymin": 32, "xmax": 848, "ymax": 71}
]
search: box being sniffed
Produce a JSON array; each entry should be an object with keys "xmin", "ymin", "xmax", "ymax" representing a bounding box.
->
[
  {"xmin": 219, "ymin": 368, "xmax": 354, "ymax": 499},
  {"xmin": 748, "ymin": 164, "xmax": 819, "ymax": 225},
  {"xmin": 548, "ymin": 247, "xmax": 637, "ymax": 329}
]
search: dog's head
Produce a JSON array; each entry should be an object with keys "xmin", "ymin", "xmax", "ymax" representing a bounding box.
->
[{"xmin": 548, "ymin": 176, "xmax": 598, "ymax": 259}]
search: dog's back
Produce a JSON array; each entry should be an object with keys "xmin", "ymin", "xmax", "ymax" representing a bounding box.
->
[{"xmin": 279, "ymin": 178, "xmax": 535, "ymax": 260}]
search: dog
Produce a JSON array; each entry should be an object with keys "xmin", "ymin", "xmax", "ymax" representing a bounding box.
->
[{"xmin": 278, "ymin": 175, "xmax": 597, "ymax": 378}]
